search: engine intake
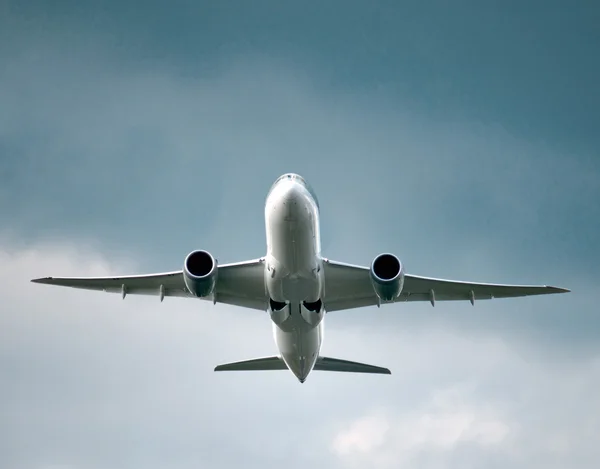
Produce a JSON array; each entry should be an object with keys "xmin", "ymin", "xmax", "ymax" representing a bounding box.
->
[
  {"xmin": 183, "ymin": 250, "xmax": 217, "ymax": 297},
  {"xmin": 370, "ymin": 253, "xmax": 405, "ymax": 301}
]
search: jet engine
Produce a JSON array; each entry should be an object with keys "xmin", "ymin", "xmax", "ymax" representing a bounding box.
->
[
  {"xmin": 369, "ymin": 253, "xmax": 405, "ymax": 302},
  {"xmin": 183, "ymin": 250, "xmax": 217, "ymax": 297}
]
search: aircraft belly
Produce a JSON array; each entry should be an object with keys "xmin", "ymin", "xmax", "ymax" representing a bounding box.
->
[
  {"xmin": 265, "ymin": 186, "xmax": 321, "ymax": 303},
  {"xmin": 269, "ymin": 216, "xmax": 315, "ymax": 270},
  {"xmin": 265, "ymin": 175, "xmax": 325, "ymax": 381}
]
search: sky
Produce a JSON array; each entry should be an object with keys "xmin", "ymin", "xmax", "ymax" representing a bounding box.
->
[{"xmin": 1, "ymin": 1, "xmax": 599, "ymax": 468}]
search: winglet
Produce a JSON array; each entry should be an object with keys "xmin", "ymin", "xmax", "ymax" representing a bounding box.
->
[{"xmin": 31, "ymin": 277, "xmax": 53, "ymax": 284}]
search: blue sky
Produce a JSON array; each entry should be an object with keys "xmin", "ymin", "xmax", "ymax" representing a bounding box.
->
[{"xmin": 1, "ymin": 2, "xmax": 599, "ymax": 469}]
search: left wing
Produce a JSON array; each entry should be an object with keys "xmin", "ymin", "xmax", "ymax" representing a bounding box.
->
[
  {"xmin": 323, "ymin": 259, "xmax": 570, "ymax": 312},
  {"xmin": 31, "ymin": 258, "xmax": 268, "ymax": 311}
]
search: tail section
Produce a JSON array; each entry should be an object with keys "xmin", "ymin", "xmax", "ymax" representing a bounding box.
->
[{"xmin": 214, "ymin": 355, "xmax": 390, "ymax": 375}]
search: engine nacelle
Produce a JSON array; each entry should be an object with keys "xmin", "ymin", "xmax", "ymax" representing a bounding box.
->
[
  {"xmin": 369, "ymin": 253, "xmax": 405, "ymax": 302},
  {"xmin": 183, "ymin": 250, "xmax": 217, "ymax": 297}
]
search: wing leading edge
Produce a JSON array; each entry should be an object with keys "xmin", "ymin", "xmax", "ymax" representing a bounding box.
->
[
  {"xmin": 322, "ymin": 259, "xmax": 570, "ymax": 312},
  {"xmin": 31, "ymin": 258, "xmax": 268, "ymax": 311}
]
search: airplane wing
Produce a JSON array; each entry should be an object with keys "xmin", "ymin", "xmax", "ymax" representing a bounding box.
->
[
  {"xmin": 322, "ymin": 259, "xmax": 570, "ymax": 312},
  {"xmin": 31, "ymin": 258, "xmax": 268, "ymax": 311}
]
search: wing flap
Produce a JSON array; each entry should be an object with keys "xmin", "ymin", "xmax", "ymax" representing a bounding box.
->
[{"xmin": 314, "ymin": 356, "xmax": 391, "ymax": 375}]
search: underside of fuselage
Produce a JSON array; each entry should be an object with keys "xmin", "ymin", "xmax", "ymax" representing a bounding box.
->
[{"xmin": 264, "ymin": 173, "xmax": 325, "ymax": 382}]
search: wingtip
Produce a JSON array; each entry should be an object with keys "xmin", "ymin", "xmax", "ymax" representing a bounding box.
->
[
  {"xmin": 548, "ymin": 286, "xmax": 571, "ymax": 293},
  {"xmin": 31, "ymin": 277, "xmax": 53, "ymax": 284}
]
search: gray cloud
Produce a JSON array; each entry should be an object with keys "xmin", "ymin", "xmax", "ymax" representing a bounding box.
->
[
  {"xmin": 1, "ymin": 6, "xmax": 599, "ymax": 468},
  {"xmin": 1, "ymin": 242, "xmax": 599, "ymax": 469},
  {"xmin": 0, "ymin": 23, "xmax": 596, "ymax": 352},
  {"xmin": 3, "ymin": 1, "xmax": 598, "ymax": 149},
  {"xmin": 1, "ymin": 39, "xmax": 597, "ymax": 270}
]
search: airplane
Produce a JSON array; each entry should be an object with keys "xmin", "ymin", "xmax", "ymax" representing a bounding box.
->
[{"xmin": 31, "ymin": 173, "xmax": 570, "ymax": 383}]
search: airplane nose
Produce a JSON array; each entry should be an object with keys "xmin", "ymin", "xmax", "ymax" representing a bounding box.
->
[
  {"xmin": 277, "ymin": 182, "xmax": 305, "ymax": 220},
  {"xmin": 280, "ymin": 181, "xmax": 303, "ymax": 203}
]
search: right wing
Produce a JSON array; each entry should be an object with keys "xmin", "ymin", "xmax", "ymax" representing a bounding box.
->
[
  {"xmin": 323, "ymin": 259, "xmax": 570, "ymax": 312},
  {"xmin": 31, "ymin": 258, "xmax": 268, "ymax": 311}
]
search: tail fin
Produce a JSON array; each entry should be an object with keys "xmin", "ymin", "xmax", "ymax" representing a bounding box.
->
[{"xmin": 214, "ymin": 355, "xmax": 391, "ymax": 375}]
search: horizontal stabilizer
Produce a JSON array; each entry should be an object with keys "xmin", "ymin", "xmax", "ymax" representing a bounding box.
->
[
  {"xmin": 214, "ymin": 355, "xmax": 391, "ymax": 375},
  {"xmin": 314, "ymin": 356, "xmax": 391, "ymax": 375},
  {"xmin": 214, "ymin": 356, "xmax": 288, "ymax": 372}
]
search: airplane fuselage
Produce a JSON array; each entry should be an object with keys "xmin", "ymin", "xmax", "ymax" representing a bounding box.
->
[{"xmin": 264, "ymin": 174, "xmax": 325, "ymax": 382}]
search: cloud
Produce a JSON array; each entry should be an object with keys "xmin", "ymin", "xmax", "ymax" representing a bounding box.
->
[
  {"xmin": 332, "ymin": 411, "xmax": 391, "ymax": 454},
  {"xmin": 0, "ymin": 241, "xmax": 289, "ymax": 469},
  {"xmin": 332, "ymin": 386, "xmax": 512, "ymax": 466},
  {"xmin": 328, "ymin": 335, "xmax": 600, "ymax": 469},
  {"xmin": 1, "ymin": 11, "xmax": 598, "ymax": 468},
  {"xmin": 0, "ymin": 39, "xmax": 595, "ymax": 297},
  {"xmin": 1, "ymin": 27, "xmax": 598, "ymax": 279},
  {"xmin": 1, "ymin": 240, "xmax": 598, "ymax": 468}
]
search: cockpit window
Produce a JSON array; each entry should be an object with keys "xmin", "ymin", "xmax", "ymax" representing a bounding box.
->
[{"xmin": 296, "ymin": 175, "xmax": 320, "ymax": 209}]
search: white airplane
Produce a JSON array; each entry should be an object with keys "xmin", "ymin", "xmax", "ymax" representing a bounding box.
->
[{"xmin": 32, "ymin": 173, "xmax": 570, "ymax": 383}]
